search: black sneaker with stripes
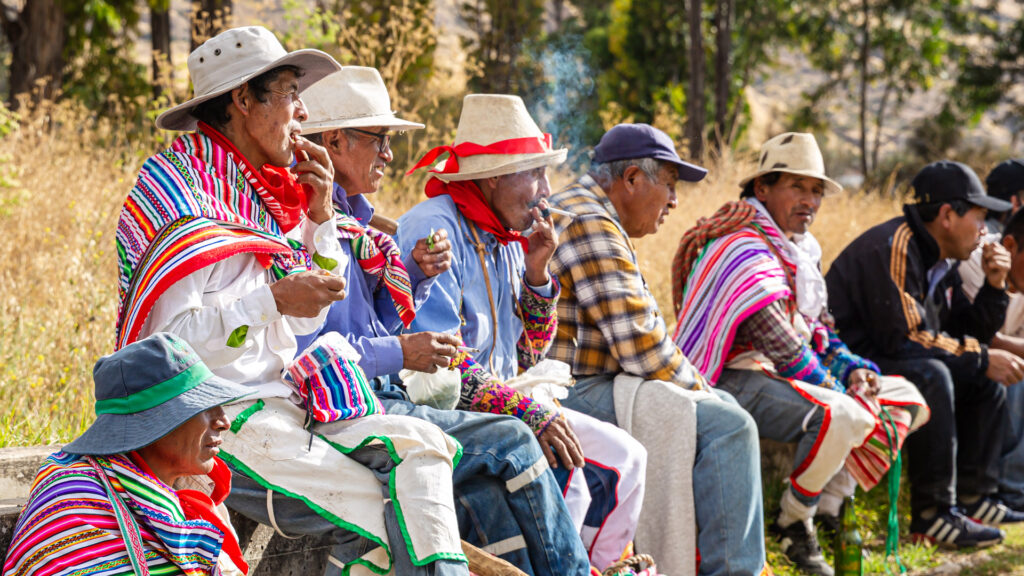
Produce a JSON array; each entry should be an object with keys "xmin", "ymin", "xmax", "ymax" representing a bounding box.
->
[
  {"xmin": 961, "ymin": 496, "xmax": 1024, "ymax": 525},
  {"xmin": 909, "ymin": 507, "xmax": 1005, "ymax": 549}
]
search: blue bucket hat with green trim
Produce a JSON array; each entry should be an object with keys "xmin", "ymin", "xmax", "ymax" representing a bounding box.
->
[{"xmin": 64, "ymin": 333, "xmax": 252, "ymax": 455}]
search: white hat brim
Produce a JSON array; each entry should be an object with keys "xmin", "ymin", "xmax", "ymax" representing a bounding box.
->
[
  {"xmin": 739, "ymin": 168, "xmax": 843, "ymax": 196},
  {"xmin": 156, "ymin": 49, "xmax": 342, "ymax": 132},
  {"xmin": 431, "ymin": 148, "xmax": 568, "ymax": 182},
  {"xmin": 302, "ymin": 112, "xmax": 425, "ymax": 135}
]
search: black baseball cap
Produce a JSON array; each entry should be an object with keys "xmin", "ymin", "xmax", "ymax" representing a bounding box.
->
[
  {"xmin": 986, "ymin": 159, "xmax": 1024, "ymax": 203},
  {"xmin": 593, "ymin": 123, "xmax": 708, "ymax": 182},
  {"xmin": 910, "ymin": 160, "xmax": 1012, "ymax": 212}
]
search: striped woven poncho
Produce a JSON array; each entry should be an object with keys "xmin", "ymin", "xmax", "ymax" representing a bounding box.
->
[
  {"xmin": 2, "ymin": 452, "xmax": 236, "ymax": 576},
  {"xmin": 115, "ymin": 123, "xmax": 312, "ymax": 349},
  {"xmin": 671, "ymin": 202, "xmax": 794, "ymax": 383}
]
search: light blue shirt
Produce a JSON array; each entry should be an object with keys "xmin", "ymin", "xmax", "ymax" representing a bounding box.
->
[
  {"xmin": 396, "ymin": 195, "xmax": 552, "ymax": 380},
  {"xmin": 295, "ymin": 185, "xmax": 434, "ymax": 380}
]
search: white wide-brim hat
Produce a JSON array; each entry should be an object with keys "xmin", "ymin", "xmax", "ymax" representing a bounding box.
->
[
  {"xmin": 301, "ymin": 67, "xmax": 424, "ymax": 135},
  {"xmin": 739, "ymin": 132, "xmax": 843, "ymax": 196},
  {"xmin": 410, "ymin": 94, "xmax": 567, "ymax": 182},
  {"xmin": 156, "ymin": 26, "xmax": 342, "ymax": 131}
]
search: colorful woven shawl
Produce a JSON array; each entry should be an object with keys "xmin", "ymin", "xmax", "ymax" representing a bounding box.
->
[
  {"xmin": 335, "ymin": 211, "xmax": 415, "ymax": 328},
  {"xmin": 671, "ymin": 201, "xmax": 795, "ymax": 383},
  {"xmin": 3, "ymin": 452, "xmax": 231, "ymax": 576},
  {"xmin": 115, "ymin": 124, "xmax": 313, "ymax": 349}
]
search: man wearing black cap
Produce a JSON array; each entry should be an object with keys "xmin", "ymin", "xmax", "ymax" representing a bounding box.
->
[
  {"xmin": 827, "ymin": 160, "xmax": 1023, "ymax": 548},
  {"xmin": 547, "ymin": 123, "xmax": 766, "ymax": 576},
  {"xmin": 984, "ymin": 159, "xmax": 1024, "ymax": 232}
]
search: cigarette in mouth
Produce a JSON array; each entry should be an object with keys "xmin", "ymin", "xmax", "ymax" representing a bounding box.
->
[{"xmin": 527, "ymin": 199, "xmax": 574, "ymax": 219}]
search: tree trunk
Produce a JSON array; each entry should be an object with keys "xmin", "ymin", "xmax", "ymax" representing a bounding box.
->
[
  {"xmin": 151, "ymin": 4, "xmax": 173, "ymax": 100},
  {"xmin": 191, "ymin": 0, "xmax": 233, "ymax": 51},
  {"xmin": 686, "ymin": 0, "xmax": 705, "ymax": 158},
  {"xmin": 713, "ymin": 0, "xmax": 733, "ymax": 151},
  {"xmin": 858, "ymin": 0, "xmax": 870, "ymax": 176},
  {"xmin": 1, "ymin": 0, "xmax": 66, "ymax": 109}
]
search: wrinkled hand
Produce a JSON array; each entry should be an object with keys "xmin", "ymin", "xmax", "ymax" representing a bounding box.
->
[
  {"xmin": 982, "ymin": 241, "xmax": 1012, "ymax": 290},
  {"xmin": 291, "ymin": 136, "xmax": 335, "ymax": 224},
  {"xmin": 846, "ymin": 368, "xmax": 881, "ymax": 400},
  {"xmin": 538, "ymin": 415, "xmax": 585, "ymax": 469},
  {"xmin": 987, "ymin": 348, "xmax": 1024, "ymax": 386},
  {"xmin": 399, "ymin": 331, "xmax": 460, "ymax": 373},
  {"xmin": 410, "ymin": 228, "xmax": 453, "ymax": 278},
  {"xmin": 524, "ymin": 200, "xmax": 557, "ymax": 286},
  {"xmin": 270, "ymin": 270, "xmax": 346, "ymax": 317}
]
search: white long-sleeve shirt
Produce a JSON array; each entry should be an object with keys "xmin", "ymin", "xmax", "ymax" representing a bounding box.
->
[{"xmin": 140, "ymin": 216, "xmax": 347, "ymax": 399}]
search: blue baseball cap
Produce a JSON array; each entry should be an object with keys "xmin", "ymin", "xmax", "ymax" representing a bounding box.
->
[{"xmin": 593, "ymin": 123, "xmax": 708, "ymax": 182}]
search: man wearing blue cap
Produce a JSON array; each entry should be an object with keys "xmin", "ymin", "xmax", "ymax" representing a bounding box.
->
[
  {"xmin": 547, "ymin": 123, "xmax": 766, "ymax": 576},
  {"xmin": 828, "ymin": 160, "xmax": 1023, "ymax": 548}
]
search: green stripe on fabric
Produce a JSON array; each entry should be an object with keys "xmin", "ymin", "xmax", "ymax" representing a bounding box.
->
[
  {"xmin": 95, "ymin": 362, "xmax": 214, "ymax": 415},
  {"xmin": 312, "ymin": 252, "xmax": 338, "ymax": 271},
  {"xmin": 218, "ymin": 451, "xmax": 392, "ymax": 575},
  {"xmin": 226, "ymin": 325, "xmax": 249, "ymax": 348},
  {"xmin": 229, "ymin": 399, "xmax": 265, "ymax": 433},
  {"xmin": 388, "ymin": 466, "xmax": 468, "ymax": 566}
]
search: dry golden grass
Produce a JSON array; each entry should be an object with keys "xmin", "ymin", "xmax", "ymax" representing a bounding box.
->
[{"xmin": 0, "ymin": 104, "xmax": 906, "ymax": 449}]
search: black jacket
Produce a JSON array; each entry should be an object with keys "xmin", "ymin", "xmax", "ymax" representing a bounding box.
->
[{"xmin": 825, "ymin": 205, "xmax": 1008, "ymax": 383}]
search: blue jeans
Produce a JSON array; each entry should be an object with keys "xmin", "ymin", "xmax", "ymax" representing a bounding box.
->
[
  {"xmin": 227, "ymin": 443, "xmax": 468, "ymax": 576},
  {"xmin": 562, "ymin": 374, "xmax": 765, "ymax": 576},
  {"xmin": 999, "ymin": 380, "xmax": 1024, "ymax": 508}
]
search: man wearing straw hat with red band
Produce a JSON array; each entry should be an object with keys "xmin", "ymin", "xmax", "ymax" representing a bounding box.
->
[
  {"xmin": 117, "ymin": 26, "xmax": 469, "ymax": 576},
  {"xmin": 398, "ymin": 94, "xmax": 647, "ymax": 574}
]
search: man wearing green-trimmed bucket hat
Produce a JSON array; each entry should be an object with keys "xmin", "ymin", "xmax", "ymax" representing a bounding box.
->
[{"xmin": 3, "ymin": 333, "xmax": 253, "ymax": 576}]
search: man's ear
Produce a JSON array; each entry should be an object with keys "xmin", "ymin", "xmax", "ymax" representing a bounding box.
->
[
  {"xmin": 230, "ymin": 85, "xmax": 251, "ymax": 118},
  {"xmin": 621, "ymin": 165, "xmax": 643, "ymax": 191},
  {"xmin": 323, "ymin": 129, "xmax": 344, "ymax": 154},
  {"xmin": 938, "ymin": 203, "xmax": 955, "ymax": 228},
  {"xmin": 1005, "ymin": 234, "xmax": 1019, "ymax": 254}
]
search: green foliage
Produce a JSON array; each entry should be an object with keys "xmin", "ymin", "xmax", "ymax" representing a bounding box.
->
[
  {"xmin": 952, "ymin": 1, "xmax": 1024, "ymax": 130},
  {"xmin": 60, "ymin": 0, "xmax": 150, "ymax": 119},
  {"xmin": 460, "ymin": 0, "xmax": 547, "ymax": 95}
]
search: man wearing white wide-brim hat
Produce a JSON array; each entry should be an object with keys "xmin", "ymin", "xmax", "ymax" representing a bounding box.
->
[
  {"xmin": 397, "ymin": 94, "xmax": 648, "ymax": 574},
  {"xmin": 117, "ymin": 27, "xmax": 468, "ymax": 576},
  {"xmin": 672, "ymin": 133, "xmax": 930, "ymax": 575}
]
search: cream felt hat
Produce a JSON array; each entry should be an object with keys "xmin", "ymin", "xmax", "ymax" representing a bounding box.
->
[
  {"xmin": 739, "ymin": 132, "xmax": 843, "ymax": 196},
  {"xmin": 156, "ymin": 26, "xmax": 342, "ymax": 131},
  {"xmin": 301, "ymin": 67, "xmax": 424, "ymax": 135},
  {"xmin": 407, "ymin": 94, "xmax": 567, "ymax": 181}
]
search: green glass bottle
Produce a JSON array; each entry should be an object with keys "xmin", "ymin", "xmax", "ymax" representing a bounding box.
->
[{"xmin": 834, "ymin": 496, "xmax": 864, "ymax": 575}]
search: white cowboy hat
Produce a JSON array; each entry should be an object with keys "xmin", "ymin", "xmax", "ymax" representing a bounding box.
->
[
  {"xmin": 300, "ymin": 67, "xmax": 425, "ymax": 135},
  {"xmin": 409, "ymin": 94, "xmax": 567, "ymax": 181},
  {"xmin": 739, "ymin": 132, "xmax": 843, "ymax": 196},
  {"xmin": 156, "ymin": 26, "xmax": 342, "ymax": 131}
]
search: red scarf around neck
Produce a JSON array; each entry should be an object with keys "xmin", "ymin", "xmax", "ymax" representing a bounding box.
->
[
  {"xmin": 424, "ymin": 178, "xmax": 529, "ymax": 252},
  {"xmin": 198, "ymin": 122, "xmax": 308, "ymax": 233},
  {"xmin": 129, "ymin": 451, "xmax": 249, "ymax": 574}
]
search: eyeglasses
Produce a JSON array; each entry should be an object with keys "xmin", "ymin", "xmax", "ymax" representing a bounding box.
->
[{"xmin": 346, "ymin": 128, "xmax": 392, "ymax": 154}]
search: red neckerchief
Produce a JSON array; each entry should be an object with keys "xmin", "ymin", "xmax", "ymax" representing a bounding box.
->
[
  {"xmin": 129, "ymin": 452, "xmax": 249, "ymax": 574},
  {"xmin": 424, "ymin": 178, "xmax": 529, "ymax": 252},
  {"xmin": 198, "ymin": 121, "xmax": 307, "ymax": 233}
]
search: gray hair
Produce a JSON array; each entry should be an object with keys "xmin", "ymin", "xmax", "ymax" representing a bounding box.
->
[{"xmin": 590, "ymin": 157, "xmax": 663, "ymax": 186}]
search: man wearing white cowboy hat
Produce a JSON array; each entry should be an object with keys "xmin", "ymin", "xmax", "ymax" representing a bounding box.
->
[
  {"xmin": 671, "ymin": 132, "xmax": 930, "ymax": 575},
  {"xmin": 398, "ymin": 94, "xmax": 648, "ymax": 574},
  {"xmin": 117, "ymin": 27, "xmax": 469, "ymax": 575},
  {"xmin": 237, "ymin": 67, "xmax": 591, "ymax": 575}
]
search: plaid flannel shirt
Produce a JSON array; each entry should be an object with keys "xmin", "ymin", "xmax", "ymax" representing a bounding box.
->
[{"xmin": 547, "ymin": 175, "xmax": 709, "ymax": 390}]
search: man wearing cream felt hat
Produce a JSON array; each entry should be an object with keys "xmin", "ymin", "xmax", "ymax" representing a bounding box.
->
[
  {"xmin": 394, "ymin": 94, "xmax": 647, "ymax": 574},
  {"xmin": 120, "ymin": 27, "xmax": 469, "ymax": 576},
  {"xmin": 673, "ymin": 133, "xmax": 929, "ymax": 574}
]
